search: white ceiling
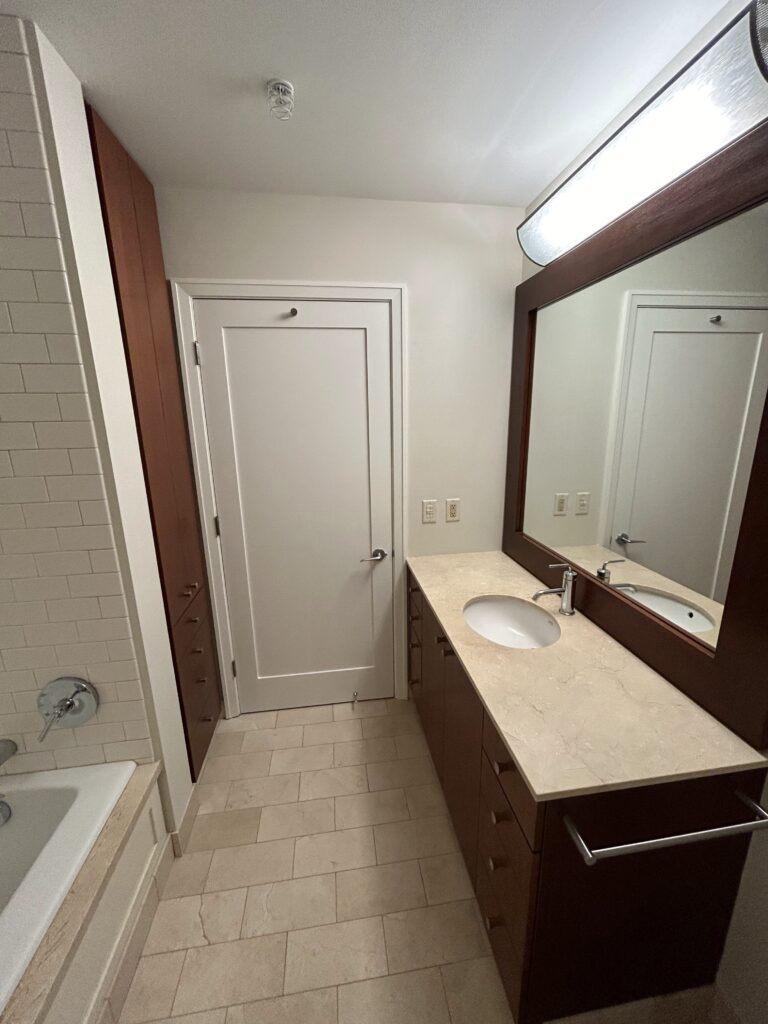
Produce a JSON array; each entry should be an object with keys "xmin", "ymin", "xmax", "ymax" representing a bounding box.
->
[{"xmin": 5, "ymin": 0, "xmax": 734, "ymax": 206}]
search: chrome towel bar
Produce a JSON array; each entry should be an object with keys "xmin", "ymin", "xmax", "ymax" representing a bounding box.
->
[{"xmin": 564, "ymin": 791, "xmax": 768, "ymax": 867}]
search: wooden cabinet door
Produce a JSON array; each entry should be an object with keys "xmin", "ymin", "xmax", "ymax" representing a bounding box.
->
[
  {"xmin": 443, "ymin": 654, "xmax": 483, "ymax": 881},
  {"xmin": 420, "ymin": 600, "xmax": 446, "ymax": 780}
]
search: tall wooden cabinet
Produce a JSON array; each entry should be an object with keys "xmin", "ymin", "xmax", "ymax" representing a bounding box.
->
[
  {"xmin": 407, "ymin": 570, "xmax": 766, "ymax": 1023},
  {"xmin": 88, "ymin": 107, "xmax": 221, "ymax": 778}
]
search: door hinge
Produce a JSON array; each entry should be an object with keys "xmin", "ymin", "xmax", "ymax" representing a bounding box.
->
[
  {"xmin": 214, "ymin": 514, "xmax": 220, "ymax": 537},
  {"xmin": 231, "ymin": 659, "xmax": 237, "ymax": 678},
  {"xmin": 193, "ymin": 341, "xmax": 201, "ymax": 366}
]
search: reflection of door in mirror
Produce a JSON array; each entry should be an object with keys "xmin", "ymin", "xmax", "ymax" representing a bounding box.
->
[{"xmin": 609, "ymin": 300, "xmax": 768, "ymax": 605}]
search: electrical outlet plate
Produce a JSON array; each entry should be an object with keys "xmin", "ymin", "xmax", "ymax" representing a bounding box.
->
[
  {"xmin": 446, "ymin": 498, "xmax": 461, "ymax": 523},
  {"xmin": 576, "ymin": 491, "xmax": 591, "ymax": 515},
  {"xmin": 553, "ymin": 492, "xmax": 568, "ymax": 516},
  {"xmin": 422, "ymin": 499, "xmax": 437, "ymax": 524}
]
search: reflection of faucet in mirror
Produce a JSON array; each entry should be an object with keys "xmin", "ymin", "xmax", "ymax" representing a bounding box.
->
[{"xmin": 596, "ymin": 559, "xmax": 625, "ymax": 584}]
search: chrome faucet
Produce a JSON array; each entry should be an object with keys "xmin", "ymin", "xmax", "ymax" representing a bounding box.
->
[
  {"xmin": 596, "ymin": 559, "xmax": 625, "ymax": 584},
  {"xmin": 533, "ymin": 563, "xmax": 578, "ymax": 616},
  {"xmin": 0, "ymin": 739, "xmax": 17, "ymax": 828}
]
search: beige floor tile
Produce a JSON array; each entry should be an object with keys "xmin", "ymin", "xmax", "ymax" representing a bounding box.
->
[
  {"xmin": 200, "ymin": 751, "xmax": 272, "ymax": 784},
  {"xmin": 304, "ymin": 719, "xmax": 363, "ymax": 746},
  {"xmin": 333, "ymin": 699, "xmax": 389, "ymax": 720},
  {"xmin": 209, "ymin": 732, "xmax": 245, "ymax": 756},
  {"xmin": 284, "ymin": 917, "xmax": 387, "ymax": 994},
  {"xmin": 294, "ymin": 826, "xmax": 376, "ymax": 877},
  {"xmin": 394, "ymin": 733, "xmax": 430, "ymax": 759},
  {"xmin": 163, "ymin": 851, "xmax": 213, "ymax": 899},
  {"xmin": 216, "ymin": 711, "xmax": 278, "ymax": 732},
  {"xmin": 199, "ymin": 889, "xmax": 248, "ymax": 944},
  {"xmin": 336, "ymin": 860, "xmax": 426, "ymax": 921},
  {"xmin": 226, "ymin": 774, "xmax": 300, "ymax": 810},
  {"xmin": 226, "ymin": 988, "xmax": 337, "ymax": 1024},
  {"xmin": 441, "ymin": 957, "xmax": 513, "ymax": 1024},
  {"xmin": 119, "ymin": 951, "xmax": 185, "ymax": 1023},
  {"xmin": 145, "ymin": 1012, "xmax": 226, "ymax": 1024},
  {"xmin": 144, "ymin": 895, "xmax": 206, "ymax": 954},
  {"xmin": 419, "ymin": 853, "xmax": 474, "ymax": 904},
  {"xmin": 241, "ymin": 874, "xmax": 336, "ymax": 936},
  {"xmin": 335, "ymin": 788, "xmax": 409, "ymax": 829},
  {"xmin": 299, "ymin": 765, "xmax": 368, "ymax": 800},
  {"xmin": 241, "ymin": 725, "xmax": 304, "ymax": 752},
  {"xmin": 367, "ymin": 757, "xmax": 437, "ymax": 792},
  {"xmin": 187, "ymin": 808, "xmax": 262, "ymax": 852},
  {"xmin": 333, "ymin": 737, "xmax": 398, "ymax": 767},
  {"xmin": 258, "ymin": 798, "xmax": 335, "ymax": 841},
  {"xmin": 270, "ymin": 744, "xmax": 334, "ymax": 775},
  {"xmin": 374, "ymin": 817, "xmax": 457, "ymax": 863},
  {"xmin": 206, "ymin": 839, "xmax": 294, "ymax": 891},
  {"xmin": 386, "ymin": 697, "xmax": 417, "ymax": 716},
  {"xmin": 362, "ymin": 715, "xmax": 422, "ymax": 739},
  {"xmin": 276, "ymin": 705, "xmax": 333, "ymax": 727},
  {"xmin": 172, "ymin": 934, "xmax": 286, "ymax": 1015},
  {"xmin": 383, "ymin": 900, "xmax": 489, "ymax": 973},
  {"xmin": 196, "ymin": 782, "xmax": 232, "ymax": 814},
  {"xmin": 405, "ymin": 783, "xmax": 448, "ymax": 819},
  {"xmin": 338, "ymin": 967, "xmax": 450, "ymax": 1024}
]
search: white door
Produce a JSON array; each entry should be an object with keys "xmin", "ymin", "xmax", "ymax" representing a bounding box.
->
[
  {"xmin": 193, "ymin": 299, "xmax": 394, "ymax": 712},
  {"xmin": 611, "ymin": 304, "xmax": 768, "ymax": 600}
]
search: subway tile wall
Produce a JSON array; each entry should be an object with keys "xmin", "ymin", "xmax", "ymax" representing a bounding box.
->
[{"xmin": 0, "ymin": 16, "xmax": 153, "ymax": 773}]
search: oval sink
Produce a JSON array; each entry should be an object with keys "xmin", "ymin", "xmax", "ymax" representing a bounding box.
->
[
  {"xmin": 614, "ymin": 585, "xmax": 715, "ymax": 635},
  {"xmin": 463, "ymin": 595, "xmax": 561, "ymax": 650}
]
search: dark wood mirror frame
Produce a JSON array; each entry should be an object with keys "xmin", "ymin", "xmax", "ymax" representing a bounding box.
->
[{"xmin": 503, "ymin": 119, "xmax": 768, "ymax": 751}]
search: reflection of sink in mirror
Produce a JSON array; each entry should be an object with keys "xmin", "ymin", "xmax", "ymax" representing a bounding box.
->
[
  {"xmin": 614, "ymin": 585, "xmax": 714, "ymax": 635},
  {"xmin": 463, "ymin": 595, "xmax": 561, "ymax": 650}
]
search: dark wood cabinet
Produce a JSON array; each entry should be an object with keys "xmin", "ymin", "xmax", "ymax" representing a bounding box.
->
[
  {"xmin": 407, "ymin": 577, "xmax": 766, "ymax": 1023},
  {"xmin": 88, "ymin": 107, "xmax": 221, "ymax": 779}
]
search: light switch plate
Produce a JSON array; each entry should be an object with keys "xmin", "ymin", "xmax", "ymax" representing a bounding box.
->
[
  {"xmin": 445, "ymin": 498, "xmax": 461, "ymax": 523},
  {"xmin": 576, "ymin": 491, "xmax": 591, "ymax": 515},
  {"xmin": 422, "ymin": 499, "xmax": 437, "ymax": 524},
  {"xmin": 553, "ymin": 493, "xmax": 568, "ymax": 516}
]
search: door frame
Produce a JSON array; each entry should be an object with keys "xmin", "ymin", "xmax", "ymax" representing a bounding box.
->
[
  {"xmin": 171, "ymin": 280, "xmax": 407, "ymax": 718},
  {"xmin": 604, "ymin": 291, "xmax": 768, "ymax": 590}
]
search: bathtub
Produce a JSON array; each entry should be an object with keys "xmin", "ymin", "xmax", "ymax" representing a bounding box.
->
[{"xmin": 0, "ymin": 761, "xmax": 136, "ymax": 1013}]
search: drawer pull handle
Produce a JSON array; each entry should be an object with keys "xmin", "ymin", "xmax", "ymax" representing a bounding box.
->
[
  {"xmin": 408, "ymin": 585, "xmax": 419, "ymax": 594},
  {"xmin": 435, "ymin": 634, "xmax": 448, "ymax": 644},
  {"xmin": 488, "ymin": 855, "xmax": 506, "ymax": 873},
  {"xmin": 188, "ymin": 616, "xmax": 201, "ymax": 623},
  {"xmin": 408, "ymin": 641, "xmax": 421, "ymax": 650},
  {"xmin": 200, "ymin": 715, "xmax": 213, "ymax": 723},
  {"xmin": 564, "ymin": 791, "xmax": 768, "ymax": 867},
  {"xmin": 442, "ymin": 647, "xmax": 456, "ymax": 658},
  {"xmin": 187, "ymin": 581, "xmax": 199, "ymax": 589},
  {"xmin": 490, "ymin": 810, "xmax": 510, "ymax": 826},
  {"xmin": 182, "ymin": 589, "xmax": 194, "ymax": 597},
  {"xmin": 484, "ymin": 915, "xmax": 502, "ymax": 932},
  {"xmin": 196, "ymin": 677, "xmax": 208, "ymax": 685},
  {"xmin": 409, "ymin": 613, "xmax": 421, "ymax": 622},
  {"xmin": 192, "ymin": 647, "xmax": 204, "ymax": 654},
  {"xmin": 493, "ymin": 760, "xmax": 512, "ymax": 777}
]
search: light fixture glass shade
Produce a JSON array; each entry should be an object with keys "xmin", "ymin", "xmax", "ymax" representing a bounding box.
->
[{"xmin": 518, "ymin": 4, "xmax": 768, "ymax": 267}]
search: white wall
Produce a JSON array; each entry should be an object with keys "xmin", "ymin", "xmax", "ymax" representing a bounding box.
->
[
  {"xmin": 21, "ymin": 22, "xmax": 193, "ymax": 828},
  {"xmin": 524, "ymin": 202, "xmax": 768, "ymax": 549},
  {"xmin": 156, "ymin": 188, "xmax": 523, "ymax": 556},
  {"xmin": 0, "ymin": 15, "xmax": 153, "ymax": 773}
]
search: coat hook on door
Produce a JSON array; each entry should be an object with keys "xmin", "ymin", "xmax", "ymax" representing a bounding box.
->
[
  {"xmin": 352, "ymin": 690, "xmax": 358, "ymax": 705},
  {"xmin": 709, "ymin": 314, "xmax": 722, "ymax": 323},
  {"xmin": 286, "ymin": 307, "xmax": 298, "ymax": 318}
]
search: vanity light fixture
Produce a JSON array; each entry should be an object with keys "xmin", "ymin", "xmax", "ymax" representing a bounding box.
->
[
  {"xmin": 266, "ymin": 78, "xmax": 295, "ymax": 120},
  {"xmin": 518, "ymin": 0, "xmax": 768, "ymax": 266}
]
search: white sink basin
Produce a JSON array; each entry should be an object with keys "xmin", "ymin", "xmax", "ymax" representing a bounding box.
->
[
  {"xmin": 615, "ymin": 585, "xmax": 715, "ymax": 635},
  {"xmin": 463, "ymin": 595, "xmax": 561, "ymax": 649}
]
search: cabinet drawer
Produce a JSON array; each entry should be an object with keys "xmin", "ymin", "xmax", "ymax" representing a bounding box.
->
[
  {"xmin": 476, "ymin": 853, "xmax": 525, "ymax": 1020},
  {"xmin": 407, "ymin": 632, "xmax": 422, "ymax": 686},
  {"xmin": 482, "ymin": 714, "xmax": 543, "ymax": 850},
  {"xmin": 477, "ymin": 787, "xmax": 538, "ymax": 955},
  {"xmin": 407, "ymin": 572, "xmax": 423, "ymax": 616}
]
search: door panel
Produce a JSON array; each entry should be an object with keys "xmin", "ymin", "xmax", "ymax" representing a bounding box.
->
[{"xmin": 194, "ymin": 299, "xmax": 394, "ymax": 711}]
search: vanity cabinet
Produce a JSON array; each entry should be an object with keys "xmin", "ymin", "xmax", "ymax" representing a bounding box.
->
[{"xmin": 406, "ymin": 575, "xmax": 767, "ymax": 1023}]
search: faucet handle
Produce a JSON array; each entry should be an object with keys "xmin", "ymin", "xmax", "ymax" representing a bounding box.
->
[{"xmin": 549, "ymin": 562, "xmax": 577, "ymax": 576}]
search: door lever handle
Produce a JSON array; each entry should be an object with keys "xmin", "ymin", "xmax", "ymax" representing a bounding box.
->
[{"xmin": 360, "ymin": 548, "xmax": 388, "ymax": 563}]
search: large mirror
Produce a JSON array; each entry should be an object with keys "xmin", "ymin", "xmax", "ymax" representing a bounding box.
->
[{"xmin": 523, "ymin": 200, "xmax": 768, "ymax": 649}]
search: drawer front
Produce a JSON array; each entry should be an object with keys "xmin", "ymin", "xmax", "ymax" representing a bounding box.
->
[
  {"xmin": 407, "ymin": 574, "xmax": 423, "ymax": 642},
  {"xmin": 482, "ymin": 713, "xmax": 543, "ymax": 850},
  {"xmin": 408, "ymin": 632, "xmax": 422, "ymax": 687},
  {"xmin": 475, "ymin": 850, "xmax": 525, "ymax": 1020},
  {"xmin": 477, "ymin": 783, "xmax": 539, "ymax": 955},
  {"xmin": 172, "ymin": 587, "xmax": 221, "ymax": 778}
]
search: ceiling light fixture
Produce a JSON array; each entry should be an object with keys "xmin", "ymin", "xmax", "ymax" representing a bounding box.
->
[
  {"xmin": 266, "ymin": 78, "xmax": 295, "ymax": 121},
  {"xmin": 518, "ymin": 0, "xmax": 768, "ymax": 267}
]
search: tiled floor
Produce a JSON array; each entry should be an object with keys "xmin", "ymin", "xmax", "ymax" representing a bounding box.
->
[{"xmin": 119, "ymin": 697, "xmax": 513, "ymax": 1024}]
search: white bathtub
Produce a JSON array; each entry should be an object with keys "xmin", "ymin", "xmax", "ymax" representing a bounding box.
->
[{"xmin": 0, "ymin": 761, "xmax": 136, "ymax": 1013}]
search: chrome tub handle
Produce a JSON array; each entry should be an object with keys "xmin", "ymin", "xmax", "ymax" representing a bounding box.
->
[{"xmin": 564, "ymin": 791, "xmax": 768, "ymax": 867}]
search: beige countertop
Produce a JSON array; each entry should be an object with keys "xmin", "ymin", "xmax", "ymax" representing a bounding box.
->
[{"xmin": 407, "ymin": 551, "xmax": 765, "ymax": 801}]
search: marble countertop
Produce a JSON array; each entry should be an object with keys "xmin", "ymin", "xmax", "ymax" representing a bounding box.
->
[{"xmin": 407, "ymin": 551, "xmax": 765, "ymax": 801}]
